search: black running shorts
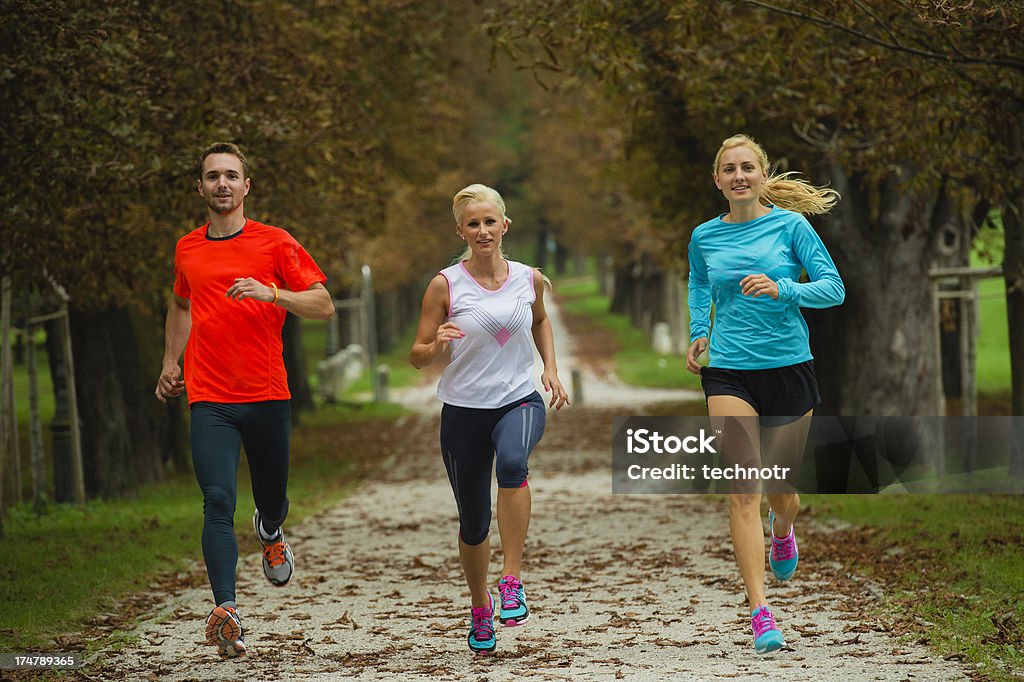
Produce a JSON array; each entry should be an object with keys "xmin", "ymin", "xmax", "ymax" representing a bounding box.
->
[{"xmin": 700, "ymin": 360, "xmax": 820, "ymax": 426}]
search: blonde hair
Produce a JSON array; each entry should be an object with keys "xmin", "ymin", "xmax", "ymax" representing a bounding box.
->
[
  {"xmin": 452, "ymin": 183, "xmax": 510, "ymax": 262},
  {"xmin": 453, "ymin": 183, "xmax": 510, "ymax": 226},
  {"xmin": 450, "ymin": 183, "xmax": 552, "ymax": 289},
  {"xmin": 713, "ymin": 134, "xmax": 839, "ymax": 216}
]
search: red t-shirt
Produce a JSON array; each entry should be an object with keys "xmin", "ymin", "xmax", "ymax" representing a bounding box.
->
[{"xmin": 173, "ymin": 219, "xmax": 327, "ymax": 405}]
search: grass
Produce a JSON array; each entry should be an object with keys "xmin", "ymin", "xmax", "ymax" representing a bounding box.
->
[
  {"xmin": 0, "ymin": 400, "xmax": 404, "ymax": 653},
  {"xmin": 807, "ymin": 494, "xmax": 1024, "ymax": 681},
  {"xmin": 977, "ymin": 275, "xmax": 1011, "ymax": 395},
  {"xmin": 554, "ymin": 277, "xmax": 702, "ymax": 391}
]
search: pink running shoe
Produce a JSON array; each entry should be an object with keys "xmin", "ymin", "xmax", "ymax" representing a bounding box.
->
[
  {"xmin": 497, "ymin": 575, "xmax": 530, "ymax": 626},
  {"xmin": 467, "ymin": 592, "xmax": 496, "ymax": 655},
  {"xmin": 768, "ymin": 508, "xmax": 798, "ymax": 581},
  {"xmin": 751, "ymin": 605, "xmax": 785, "ymax": 653}
]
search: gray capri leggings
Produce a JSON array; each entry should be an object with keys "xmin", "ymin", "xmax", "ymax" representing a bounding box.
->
[{"xmin": 439, "ymin": 391, "xmax": 546, "ymax": 546}]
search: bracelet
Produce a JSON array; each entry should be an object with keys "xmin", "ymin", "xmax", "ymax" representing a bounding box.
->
[{"xmin": 269, "ymin": 282, "xmax": 279, "ymax": 303}]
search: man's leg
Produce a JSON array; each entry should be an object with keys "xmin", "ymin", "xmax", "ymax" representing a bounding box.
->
[
  {"xmin": 191, "ymin": 403, "xmax": 248, "ymax": 657},
  {"xmin": 190, "ymin": 402, "xmax": 244, "ymax": 606},
  {"xmin": 240, "ymin": 400, "xmax": 293, "ymax": 586},
  {"xmin": 241, "ymin": 400, "xmax": 291, "ymax": 533}
]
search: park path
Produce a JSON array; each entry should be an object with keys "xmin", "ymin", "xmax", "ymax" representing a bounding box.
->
[{"xmin": 91, "ymin": 295, "xmax": 970, "ymax": 681}]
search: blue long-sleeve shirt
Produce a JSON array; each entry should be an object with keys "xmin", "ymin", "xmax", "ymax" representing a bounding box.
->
[{"xmin": 687, "ymin": 206, "xmax": 845, "ymax": 369}]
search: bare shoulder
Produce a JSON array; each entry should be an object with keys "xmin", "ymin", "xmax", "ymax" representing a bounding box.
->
[
  {"xmin": 423, "ymin": 273, "xmax": 450, "ymax": 309},
  {"xmin": 531, "ymin": 267, "xmax": 551, "ymax": 295},
  {"xmin": 427, "ymin": 273, "xmax": 449, "ymax": 294}
]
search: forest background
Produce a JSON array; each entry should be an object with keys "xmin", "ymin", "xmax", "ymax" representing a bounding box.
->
[{"xmin": 0, "ymin": 1, "xmax": 1020, "ymax": 519}]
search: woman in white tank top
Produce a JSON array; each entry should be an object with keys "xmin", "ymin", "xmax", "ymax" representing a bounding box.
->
[{"xmin": 410, "ymin": 184, "xmax": 570, "ymax": 655}]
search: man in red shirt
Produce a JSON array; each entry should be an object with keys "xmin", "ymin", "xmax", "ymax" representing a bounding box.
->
[{"xmin": 155, "ymin": 142, "xmax": 334, "ymax": 658}]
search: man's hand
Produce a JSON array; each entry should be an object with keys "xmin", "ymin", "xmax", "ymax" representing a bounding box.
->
[
  {"xmin": 155, "ymin": 364, "xmax": 185, "ymax": 403},
  {"xmin": 226, "ymin": 277, "xmax": 275, "ymax": 303}
]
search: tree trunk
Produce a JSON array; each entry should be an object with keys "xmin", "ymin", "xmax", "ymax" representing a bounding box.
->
[
  {"xmin": 1004, "ymin": 193, "xmax": 1024, "ymax": 419},
  {"xmin": 805, "ymin": 304, "xmax": 847, "ymax": 416},
  {"xmin": 824, "ymin": 168, "xmax": 948, "ymax": 415},
  {"xmin": 554, "ymin": 240, "xmax": 569, "ymax": 274},
  {"xmin": 610, "ymin": 263, "xmax": 633, "ymax": 317},
  {"xmin": 161, "ymin": 394, "xmax": 189, "ymax": 474},
  {"xmin": 282, "ymin": 312, "xmax": 312, "ymax": 425},
  {"xmin": 1005, "ymin": 200, "xmax": 1024, "ymax": 479},
  {"xmin": 1000, "ymin": 120, "xmax": 1024, "ymax": 477},
  {"xmin": 535, "ymin": 228, "xmax": 549, "ymax": 270},
  {"xmin": 662, "ymin": 267, "xmax": 686, "ymax": 354},
  {"xmin": 69, "ymin": 307, "xmax": 165, "ymax": 498}
]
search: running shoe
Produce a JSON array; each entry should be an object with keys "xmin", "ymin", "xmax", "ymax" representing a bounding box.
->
[
  {"xmin": 205, "ymin": 605, "xmax": 246, "ymax": 658},
  {"xmin": 253, "ymin": 509, "xmax": 294, "ymax": 586},
  {"xmin": 497, "ymin": 575, "xmax": 530, "ymax": 626},
  {"xmin": 467, "ymin": 592, "xmax": 496, "ymax": 655},
  {"xmin": 751, "ymin": 605, "xmax": 785, "ymax": 654},
  {"xmin": 768, "ymin": 508, "xmax": 798, "ymax": 581}
]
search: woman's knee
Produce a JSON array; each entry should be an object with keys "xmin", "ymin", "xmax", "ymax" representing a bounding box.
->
[
  {"xmin": 495, "ymin": 454, "xmax": 529, "ymax": 488},
  {"xmin": 460, "ymin": 512, "xmax": 491, "ymax": 546},
  {"xmin": 728, "ymin": 492, "xmax": 761, "ymax": 513}
]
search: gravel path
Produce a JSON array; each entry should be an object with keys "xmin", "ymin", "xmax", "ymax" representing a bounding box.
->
[{"xmin": 92, "ymin": 296, "xmax": 970, "ymax": 681}]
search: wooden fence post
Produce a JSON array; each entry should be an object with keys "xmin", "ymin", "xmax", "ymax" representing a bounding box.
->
[
  {"xmin": 0, "ymin": 275, "xmax": 12, "ymax": 530},
  {"xmin": 47, "ymin": 280, "xmax": 85, "ymax": 504},
  {"xmin": 26, "ymin": 321, "xmax": 46, "ymax": 513}
]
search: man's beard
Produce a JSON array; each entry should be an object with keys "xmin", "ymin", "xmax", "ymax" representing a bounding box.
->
[{"xmin": 206, "ymin": 194, "xmax": 239, "ymax": 215}]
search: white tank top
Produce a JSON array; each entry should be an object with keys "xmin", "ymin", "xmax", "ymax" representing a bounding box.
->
[{"xmin": 436, "ymin": 259, "xmax": 537, "ymax": 408}]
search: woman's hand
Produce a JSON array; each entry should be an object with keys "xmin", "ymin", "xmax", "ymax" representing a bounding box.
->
[
  {"xmin": 685, "ymin": 337, "xmax": 708, "ymax": 375},
  {"xmin": 541, "ymin": 369, "xmax": 570, "ymax": 411},
  {"xmin": 740, "ymin": 273, "xmax": 778, "ymax": 300},
  {"xmin": 434, "ymin": 321, "xmax": 464, "ymax": 352}
]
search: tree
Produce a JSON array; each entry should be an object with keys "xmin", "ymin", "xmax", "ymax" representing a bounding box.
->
[
  {"xmin": 0, "ymin": 0, "xmax": 472, "ymax": 497},
  {"xmin": 484, "ymin": 0, "xmax": 1023, "ymax": 414},
  {"xmin": 730, "ymin": 0, "xmax": 1024, "ymax": 416}
]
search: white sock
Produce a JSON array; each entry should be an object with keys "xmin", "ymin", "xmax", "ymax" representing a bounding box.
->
[{"xmin": 259, "ymin": 520, "xmax": 281, "ymax": 542}]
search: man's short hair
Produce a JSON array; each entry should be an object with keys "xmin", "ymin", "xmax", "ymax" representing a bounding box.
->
[{"xmin": 198, "ymin": 142, "xmax": 250, "ymax": 179}]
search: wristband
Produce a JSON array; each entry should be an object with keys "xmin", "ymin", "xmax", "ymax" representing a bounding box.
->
[{"xmin": 270, "ymin": 282, "xmax": 279, "ymax": 303}]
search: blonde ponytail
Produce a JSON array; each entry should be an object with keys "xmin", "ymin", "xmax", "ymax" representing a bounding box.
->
[{"xmin": 761, "ymin": 171, "xmax": 839, "ymax": 216}]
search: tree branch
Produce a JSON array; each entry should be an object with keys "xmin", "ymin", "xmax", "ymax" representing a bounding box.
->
[{"xmin": 735, "ymin": 0, "xmax": 1024, "ymax": 72}]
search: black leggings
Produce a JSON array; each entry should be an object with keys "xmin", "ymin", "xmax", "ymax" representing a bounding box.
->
[
  {"xmin": 440, "ymin": 392, "xmax": 546, "ymax": 546},
  {"xmin": 191, "ymin": 401, "xmax": 291, "ymax": 605}
]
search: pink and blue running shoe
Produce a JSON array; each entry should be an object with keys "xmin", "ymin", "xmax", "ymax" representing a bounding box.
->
[
  {"xmin": 497, "ymin": 575, "xmax": 530, "ymax": 627},
  {"xmin": 768, "ymin": 509, "xmax": 798, "ymax": 581},
  {"xmin": 751, "ymin": 605, "xmax": 785, "ymax": 653},
  {"xmin": 467, "ymin": 592, "xmax": 496, "ymax": 655}
]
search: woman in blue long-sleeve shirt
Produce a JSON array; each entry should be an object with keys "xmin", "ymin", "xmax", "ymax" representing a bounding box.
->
[{"xmin": 685, "ymin": 134, "xmax": 845, "ymax": 654}]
